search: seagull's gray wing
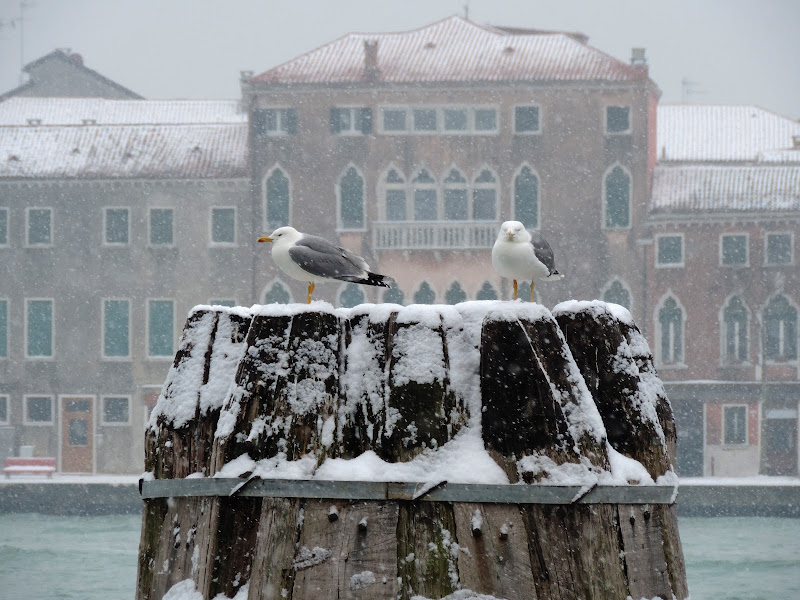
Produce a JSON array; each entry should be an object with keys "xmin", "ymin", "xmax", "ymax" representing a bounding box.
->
[
  {"xmin": 288, "ymin": 234, "xmax": 369, "ymax": 280},
  {"xmin": 530, "ymin": 234, "xmax": 559, "ymax": 275}
]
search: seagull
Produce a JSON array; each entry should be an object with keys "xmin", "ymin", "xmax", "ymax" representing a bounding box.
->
[
  {"xmin": 492, "ymin": 221, "xmax": 564, "ymax": 301},
  {"xmin": 258, "ymin": 226, "xmax": 395, "ymax": 304}
]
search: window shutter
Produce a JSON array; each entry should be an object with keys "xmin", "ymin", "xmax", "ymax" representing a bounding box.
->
[
  {"xmin": 330, "ymin": 108, "xmax": 341, "ymax": 134},
  {"xmin": 359, "ymin": 108, "xmax": 373, "ymax": 134},
  {"xmin": 252, "ymin": 109, "xmax": 267, "ymax": 135},
  {"xmin": 286, "ymin": 109, "xmax": 298, "ymax": 134}
]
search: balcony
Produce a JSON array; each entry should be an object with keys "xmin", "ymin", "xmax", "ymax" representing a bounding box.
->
[{"xmin": 373, "ymin": 221, "xmax": 499, "ymax": 250}]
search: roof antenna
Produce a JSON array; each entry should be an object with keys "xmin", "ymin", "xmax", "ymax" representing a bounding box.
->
[{"xmin": 463, "ymin": 2, "xmax": 469, "ymax": 19}]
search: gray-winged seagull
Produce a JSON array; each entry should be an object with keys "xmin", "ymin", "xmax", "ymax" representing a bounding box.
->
[
  {"xmin": 492, "ymin": 221, "xmax": 564, "ymax": 301},
  {"xmin": 258, "ymin": 226, "xmax": 394, "ymax": 304}
]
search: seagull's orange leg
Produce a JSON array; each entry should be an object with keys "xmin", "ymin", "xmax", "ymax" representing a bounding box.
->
[
  {"xmin": 513, "ymin": 279, "xmax": 518, "ymax": 300},
  {"xmin": 530, "ymin": 281, "xmax": 535, "ymax": 303},
  {"xmin": 306, "ymin": 282, "xmax": 315, "ymax": 304}
]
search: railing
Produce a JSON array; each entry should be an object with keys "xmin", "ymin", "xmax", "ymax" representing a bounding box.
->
[{"xmin": 373, "ymin": 220, "xmax": 499, "ymax": 250}]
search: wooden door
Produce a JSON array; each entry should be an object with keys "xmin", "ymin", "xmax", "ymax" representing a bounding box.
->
[{"xmin": 61, "ymin": 396, "xmax": 94, "ymax": 473}]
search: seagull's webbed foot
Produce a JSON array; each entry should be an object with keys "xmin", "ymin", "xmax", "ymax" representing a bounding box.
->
[
  {"xmin": 530, "ymin": 281, "xmax": 535, "ymax": 303},
  {"xmin": 306, "ymin": 282, "xmax": 315, "ymax": 304}
]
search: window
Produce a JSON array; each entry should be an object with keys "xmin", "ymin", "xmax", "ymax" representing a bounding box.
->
[
  {"xmin": 413, "ymin": 282, "xmax": 436, "ymax": 304},
  {"xmin": 211, "ymin": 208, "xmax": 236, "ymax": 244},
  {"xmin": 445, "ymin": 282, "xmax": 467, "ymax": 305},
  {"xmin": 413, "ymin": 108, "xmax": 437, "ymax": 132},
  {"xmin": 330, "ymin": 107, "xmax": 372, "ymax": 135},
  {"xmin": 25, "ymin": 396, "xmax": 53, "ymax": 424},
  {"xmin": 766, "ymin": 233, "xmax": 793, "ymax": 265},
  {"xmin": 444, "ymin": 108, "xmax": 468, "ymax": 132},
  {"xmin": 658, "ymin": 297, "xmax": 684, "ymax": 365},
  {"xmin": 384, "ymin": 169, "xmax": 407, "ymax": 221},
  {"xmin": 443, "ymin": 168, "xmax": 468, "ymax": 220},
  {"xmin": 514, "ymin": 106, "xmax": 540, "ymax": 133},
  {"xmin": 381, "ymin": 108, "xmax": 407, "ymax": 132},
  {"xmin": 0, "ymin": 395, "xmax": 7, "ymax": 424},
  {"xmin": 656, "ymin": 235, "xmax": 684, "ymax": 267},
  {"xmin": 103, "ymin": 299, "xmax": 130, "ymax": 358},
  {"xmin": 102, "ymin": 396, "xmax": 130, "ymax": 425},
  {"xmin": 26, "ymin": 299, "xmax": 53, "ymax": 358},
  {"xmin": 69, "ymin": 418, "xmax": 89, "ymax": 446},
  {"xmin": 383, "ymin": 287, "xmax": 405, "ymax": 305},
  {"xmin": 472, "ymin": 169, "xmax": 497, "ymax": 220},
  {"xmin": 210, "ymin": 299, "xmax": 236, "ymax": 308},
  {"xmin": 104, "ymin": 208, "xmax": 129, "ymax": 245},
  {"xmin": 0, "ymin": 299, "xmax": 6, "ymax": 358},
  {"xmin": 722, "ymin": 296, "xmax": 748, "ymax": 363},
  {"xmin": 0, "ymin": 208, "xmax": 8, "ymax": 246},
  {"xmin": 265, "ymin": 167, "xmax": 290, "ymax": 230},
  {"xmin": 606, "ymin": 106, "xmax": 631, "ymax": 133},
  {"xmin": 380, "ymin": 106, "xmax": 498, "ymax": 134},
  {"xmin": 253, "ymin": 108, "xmax": 297, "ymax": 135},
  {"xmin": 763, "ymin": 295, "xmax": 797, "ymax": 361},
  {"xmin": 604, "ymin": 166, "xmax": 631, "ymax": 228},
  {"xmin": 721, "ymin": 234, "xmax": 748, "ymax": 266},
  {"xmin": 603, "ymin": 280, "xmax": 631, "ymax": 310},
  {"xmin": 149, "ymin": 208, "xmax": 173, "ymax": 246},
  {"xmin": 476, "ymin": 282, "xmax": 498, "ymax": 301},
  {"xmin": 339, "ymin": 283, "xmax": 365, "ymax": 308},
  {"xmin": 412, "ymin": 169, "xmax": 437, "ymax": 221},
  {"xmin": 339, "ymin": 167, "xmax": 364, "ymax": 230},
  {"xmin": 723, "ymin": 405, "xmax": 747, "ymax": 445},
  {"xmin": 474, "ymin": 108, "xmax": 497, "ymax": 132},
  {"xmin": 148, "ymin": 300, "xmax": 174, "ymax": 358},
  {"xmin": 27, "ymin": 207, "xmax": 52, "ymax": 245},
  {"xmin": 263, "ymin": 281, "xmax": 291, "ymax": 304},
  {"xmin": 514, "ymin": 166, "xmax": 539, "ymax": 228}
]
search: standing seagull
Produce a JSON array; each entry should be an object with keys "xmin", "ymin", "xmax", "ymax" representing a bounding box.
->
[
  {"xmin": 258, "ymin": 226, "xmax": 394, "ymax": 304},
  {"xmin": 492, "ymin": 221, "xmax": 564, "ymax": 301}
]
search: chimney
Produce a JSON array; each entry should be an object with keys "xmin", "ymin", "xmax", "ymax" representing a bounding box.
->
[
  {"xmin": 793, "ymin": 135, "xmax": 800, "ymax": 149},
  {"xmin": 240, "ymin": 70, "xmax": 254, "ymax": 83},
  {"xmin": 363, "ymin": 40, "xmax": 380, "ymax": 82},
  {"xmin": 630, "ymin": 48, "xmax": 647, "ymax": 66}
]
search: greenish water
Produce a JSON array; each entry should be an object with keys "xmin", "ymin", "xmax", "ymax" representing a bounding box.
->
[{"xmin": 0, "ymin": 514, "xmax": 797, "ymax": 599}]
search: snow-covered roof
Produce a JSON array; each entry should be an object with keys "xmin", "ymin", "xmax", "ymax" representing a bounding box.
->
[
  {"xmin": 0, "ymin": 123, "xmax": 248, "ymax": 179},
  {"xmin": 657, "ymin": 104, "xmax": 800, "ymax": 163},
  {"xmin": 0, "ymin": 97, "xmax": 246, "ymax": 126},
  {"xmin": 250, "ymin": 15, "xmax": 649, "ymax": 85},
  {"xmin": 650, "ymin": 164, "xmax": 800, "ymax": 214}
]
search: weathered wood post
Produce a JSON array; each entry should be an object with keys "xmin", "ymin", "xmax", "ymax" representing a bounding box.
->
[{"xmin": 137, "ymin": 301, "xmax": 688, "ymax": 600}]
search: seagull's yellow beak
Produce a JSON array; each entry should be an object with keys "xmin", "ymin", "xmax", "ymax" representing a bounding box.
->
[
  {"xmin": 257, "ymin": 236, "xmax": 273, "ymax": 243},
  {"xmin": 506, "ymin": 231, "xmax": 515, "ymax": 239}
]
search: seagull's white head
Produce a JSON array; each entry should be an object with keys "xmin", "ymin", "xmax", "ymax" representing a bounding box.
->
[
  {"xmin": 258, "ymin": 226, "xmax": 300, "ymax": 245},
  {"xmin": 498, "ymin": 221, "xmax": 531, "ymax": 244}
]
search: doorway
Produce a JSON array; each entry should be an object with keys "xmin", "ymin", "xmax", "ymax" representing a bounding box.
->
[{"xmin": 60, "ymin": 396, "xmax": 95, "ymax": 473}]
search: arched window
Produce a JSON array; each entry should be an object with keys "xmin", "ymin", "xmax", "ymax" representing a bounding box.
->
[
  {"xmin": 763, "ymin": 295, "xmax": 797, "ymax": 361},
  {"xmin": 603, "ymin": 280, "xmax": 631, "ymax": 310},
  {"xmin": 265, "ymin": 167, "xmax": 290, "ymax": 230},
  {"xmin": 384, "ymin": 168, "xmax": 406, "ymax": 221},
  {"xmin": 722, "ymin": 296, "xmax": 748, "ymax": 363},
  {"xmin": 658, "ymin": 297, "xmax": 684, "ymax": 364},
  {"xmin": 339, "ymin": 283, "xmax": 365, "ymax": 308},
  {"xmin": 383, "ymin": 287, "xmax": 405, "ymax": 305},
  {"xmin": 443, "ymin": 168, "xmax": 468, "ymax": 220},
  {"xmin": 473, "ymin": 168, "xmax": 497, "ymax": 220},
  {"xmin": 263, "ymin": 281, "xmax": 291, "ymax": 304},
  {"xmin": 514, "ymin": 166, "xmax": 539, "ymax": 229},
  {"xmin": 339, "ymin": 166, "xmax": 364, "ymax": 229},
  {"xmin": 476, "ymin": 281, "xmax": 498, "ymax": 301},
  {"xmin": 445, "ymin": 282, "xmax": 467, "ymax": 304},
  {"xmin": 413, "ymin": 281, "xmax": 436, "ymax": 304},
  {"xmin": 604, "ymin": 166, "xmax": 631, "ymax": 228},
  {"xmin": 412, "ymin": 169, "xmax": 437, "ymax": 221}
]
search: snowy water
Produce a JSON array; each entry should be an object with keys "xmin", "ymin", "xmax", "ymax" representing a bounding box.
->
[{"xmin": 0, "ymin": 514, "xmax": 797, "ymax": 599}]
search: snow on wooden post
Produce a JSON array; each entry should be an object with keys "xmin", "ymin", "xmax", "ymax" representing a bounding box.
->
[{"xmin": 137, "ymin": 301, "xmax": 688, "ymax": 600}]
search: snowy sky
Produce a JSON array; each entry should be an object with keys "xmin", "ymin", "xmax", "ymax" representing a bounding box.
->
[{"xmin": 0, "ymin": 0, "xmax": 798, "ymax": 119}]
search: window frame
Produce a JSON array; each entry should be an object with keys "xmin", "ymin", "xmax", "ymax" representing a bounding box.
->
[
  {"xmin": 602, "ymin": 164, "xmax": 632, "ymax": 230},
  {"xmin": 255, "ymin": 107, "xmax": 295, "ymax": 136},
  {"xmin": 263, "ymin": 165, "xmax": 292, "ymax": 231},
  {"xmin": 147, "ymin": 298, "xmax": 175, "ymax": 359},
  {"xmin": 338, "ymin": 282, "xmax": 366, "ymax": 308},
  {"xmin": 762, "ymin": 294, "xmax": 798, "ymax": 363},
  {"xmin": 25, "ymin": 298, "xmax": 54, "ymax": 359},
  {"xmin": 512, "ymin": 164, "xmax": 540, "ymax": 229},
  {"xmin": 605, "ymin": 105, "xmax": 632, "ymax": 134},
  {"xmin": 103, "ymin": 207, "xmax": 130, "ymax": 246},
  {"xmin": 102, "ymin": 298, "xmax": 131, "ymax": 360},
  {"xmin": 0, "ymin": 394, "xmax": 8, "ymax": 425},
  {"xmin": 471, "ymin": 166, "xmax": 499, "ymax": 221},
  {"xmin": 379, "ymin": 106, "xmax": 409, "ymax": 134},
  {"xmin": 764, "ymin": 232, "xmax": 794, "ymax": 266},
  {"xmin": 719, "ymin": 295, "xmax": 750, "ymax": 365},
  {"xmin": 336, "ymin": 164, "xmax": 366, "ymax": 232},
  {"xmin": 412, "ymin": 281, "xmax": 437, "ymax": 305},
  {"xmin": 655, "ymin": 294, "xmax": 686, "ymax": 369},
  {"xmin": 601, "ymin": 279, "xmax": 633, "ymax": 311},
  {"xmin": 513, "ymin": 104, "xmax": 542, "ymax": 135},
  {"xmin": 100, "ymin": 395, "xmax": 131, "ymax": 426},
  {"xmin": 655, "ymin": 233, "xmax": 685, "ymax": 268},
  {"xmin": 25, "ymin": 206, "xmax": 53, "ymax": 247},
  {"xmin": 719, "ymin": 232, "xmax": 749, "ymax": 267},
  {"xmin": 148, "ymin": 207, "xmax": 175, "ymax": 247},
  {"xmin": 331, "ymin": 106, "xmax": 372, "ymax": 136},
  {"xmin": 262, "ymin": 280, "xmax": 293, "ymax": 304},
  {"xmin": 210, "ymin": 206, "xmax": 237, "ymax": 246},
  {"xmin": 721, "ymin": 404, "xmax": 749, "ymax": 446},
  {"xmin": 0, "ymin": 298, "xmax": 7, "ymax": 359},
  {"xmin": 0, "ymin": 207, "xmax": 8, "ymax": 247},
  {"xmin": 378, "ymin": 105, "xmax": 499, "ymax": 135},
  {"xmin": 23, "ymin": 394, "xmax": 54, "ymax": 425}
]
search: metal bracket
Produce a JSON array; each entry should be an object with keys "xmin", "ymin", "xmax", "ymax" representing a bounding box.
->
[{"xmin": 140, "ymin": 478, "xmax": 678, "ymax": 505}]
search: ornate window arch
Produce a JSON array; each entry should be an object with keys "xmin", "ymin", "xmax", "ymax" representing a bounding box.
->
[
  {"xmin": 472, "ymin": 166, "xmax": 498, "ymax": 221},
  {"xmin": 603, "ymin": 164, "xmax": 631, "ymax": 229},
  {"xmin": 513, "ymin": 164, "xmax": 539, "ymax": 229},
  {"xmin": 338, "ymin": 283, "xmax": 365, "ymax": 308},
  {"xmin": 655, "ymin": 294, "xmax": 685, "ymax": 366},
  {"xmin": 413, "ymin": 281, "xmax": 436, "ymax": 304},
  {"xmin": 263, "ymin": 165, "xmax": 291, "ymax": 230},
  {"xmin": 411, "ymin": 168, "xmax": 438, "ymax": 221},
  {"xmin": 262, "ymin": 279, "xmax": 292, "ymax": 304},
  {"xmin": 602, "ymin": 279, "xmax": 632, "ymax": 310},
  {"xmin": 763, "ymin": 294, "xmax": 798, "ymax": 361},
  {"xmin": 338, "ymin": 165, "xmax": 365, "ymax": 230},
  {"xmin": 383, "ymin": 286, "xmax": 405, "ymax": 305},
  {"xmin": 720, "ymin": 295, "xmax": 749, "ymax": 364},
  {"xmin": 475, "ymin": 281, "xmax": 498, "ymax": 301},
  {"xmin": 380, "ymin": 165, "xmax": 407, "ymax": 221},
  {"xmin": 445, "ymin": 281, "xmax": 468, "ymax": 304},
  {"xmin": 442, "ymin": 166, "xmax": 468, "ymax": 220}
]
